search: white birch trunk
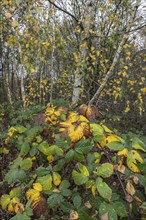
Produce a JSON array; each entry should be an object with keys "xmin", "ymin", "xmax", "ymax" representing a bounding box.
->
[
  {"xmin": 50, "ymin": 3, "xmax": 56, "ymax": 103},
  {"xmin": 72, "ymin": 1, "xmax": 95, "ymax": 105}
]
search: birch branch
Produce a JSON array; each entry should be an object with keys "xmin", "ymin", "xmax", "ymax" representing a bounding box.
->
[
  {"xmin": 88, "ymin": 5, "xmax": 139, "ymax": 106},
  {"xmin": 88, "ymin": 35, "xmax": 126, "ymax": 106}
]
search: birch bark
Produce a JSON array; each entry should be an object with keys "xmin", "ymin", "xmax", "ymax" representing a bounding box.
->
[{"xmin": 72, "ymin": 1, "xmax": 95, "ymax": 105}]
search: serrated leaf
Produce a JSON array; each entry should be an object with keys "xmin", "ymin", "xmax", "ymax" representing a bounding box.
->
[
  {"xmin": 102, "ymin": 125, "xmax": 113, "ymax": 133},
  {"xmin": 99, "ymin": 202, "xmax": 117, "ymax": 220},
  {"xmin": 55, "ymin": 146, "xmax": 64, "ymax": 156},
  {"xmin": 73, "ymin": 195, "xmax": 82, "ymax": 209},
  {"xmin": 53, "ymin": 172, "xmax": 61, "ymax": 186},
  {"xmin": 112, "ymin": 201, "xmax": 128, "ymax": 217},
  {"xmin": 74, "ymin": 152, "xmax": 85, "ymax": 162},
  {"xmin": 59, "ymin": 180, "xmax": 70, "ymax": 190},
  {"xmin": 9, "ymin": 187, "xmax": 21, "ymax": 198},
  {"xmin": 96, "ymin": 163, "xmax": 113, "ymax": 178},
  {"xmin": 36, "ymin": 166, "xmax": 51, "ymax": 177},
  {"xmin": 20, "ymin": 143, "xmax": 30, "ymax": 156},
  {"xmin": 107, "ymin": 142, "xmax": 124, "ymax": 151},
  {"xmin": 38, "ymin": 142, "xmax": 51, "ymax": 155},
  {"xmin": 15, "ymin": 125, "xmax": 27, "ymax": 133},
  {"xmin": 72, "ymin": 170, "xmax": 89, "ymax": 185},
  {"xmin": 77, "ymin": 163, "xmax": 89, "ymax": 176},
  {"xmin": 132, "ymin": 137, "xmax": 146, "ymax": 152},
  {"xmin": 37, "ymin": 175, "xmax": 52, "ymax": 191},
  {"xmin": 75, "ymin": 139, "xmax": 93, "ymax": 154},
  {"xmin": 96, "ymin": 177, "xmax": 112, "ymax": 201},
  {"xmin": 90, "ymin": 123, "xmax": 104, "ymax": 136},
  {"xmin": 107, "ymin": 134, "xmax": 124, "ymax": 143},
  {"xmin": 20, "ymin": 159, "xmax": 32, "ymax": 170},
  {"xmin": 0, "ymin": 194, "xmax": 11, "ymax": 209},
  {"xmin": 127, "ymin": 150, "xmax": 143, "ymax": 173},
  {"xmin": 65, "ymin": 149, "xmax": 74, "ymax": 162},
  {"xmin": 33, "ymin": 183, "xmax": 42, "ymax": 192}
]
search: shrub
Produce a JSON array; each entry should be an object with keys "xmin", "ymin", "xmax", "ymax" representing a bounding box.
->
[{"xmin": 0, "ymin": 103, "xmax": 146, "ymax": 220}]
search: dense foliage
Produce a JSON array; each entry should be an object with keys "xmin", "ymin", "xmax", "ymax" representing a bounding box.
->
[{"xmin": 0, "ymin": 103, "xmax": 146, "ymax": 220}]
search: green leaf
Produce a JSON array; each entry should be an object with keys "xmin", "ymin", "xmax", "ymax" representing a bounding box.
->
[
  {"xmin": 132, "ymin": 137, "xmax": 146, "ymax": 152},
  {"xmin": 9, "ymin": 187, "xmax": 21, "ymax": 198},
  {"xmin": 99, "ymin": 202, "xmax": 118, "ymax": 220},
  {"xmin": 53, "ymin": 159, "xmax": 65, "ymax": 171},
  {"xmin": 55, "ymin": 146, "xmax": 64, "ymax": 156},
  {"xmin": 11, "ymin": 212, "xmax": 31, "ymax": 220},
  {"xmin": 20, "ymin": 143, "xmax": 30, "ymax": 156},
  {"xmin": 15, "ymin": 125, "xmax": 27, "ymax": 133},
  {"xmin": 78, "ymin": 209, "xmax": 96, "ymax": 220},
  {"xmin": 47, "ymin": 194, "xmax": 64, "ymax": 208},
  {"xmin": 0, "ymin": 194, "xmax": 11, "ymax": 209},
  {"xmin": 12, "ymin": 212, "xmax": 32, "ymax": 220},
  {"xmin": 38, "ymin": 142, "xmax": 51, "ymax": 155},
  {"xmin": 72, "ymin": 170, "xmax": 89, "ymax": 185},
  {"xmin": 20, "ymin": 159, "xmax": 32, "ymax": 170},
  {"xmin": 112, "ymin": 201, "xmax": 128, "ymax": 217},
  {"xmin": 55, "ymin": 134, "xmax": 70, "ymax": 149},
  {"xmin": 96, "ymin": 177, "xmax": 112, "ymax": 201},
  {"xmin": 74, "ymin": 152, "xmax": 85, "ymax": 162},
  {"xmin": 65, "ymin": 149, "xmax": 74, "ymax": 162},
  {"xmin": 75, "ymin": 139, "xmax": 93, "ymax": 154},
  {"xmin": 37, "ymin": 175, "xmax": 52, "ymax": 191},
  {"xmin": 107, "ymin": 142, "xmax": 124, "ymax": 151},
  {"xmin": 96, "ymin": 163, "xmax": 113, "ymax": 178},
  {"xmin": 36, "ymin": 166, "xmax": 51, "ymax": 177},
  {"xmin": 61, "ymin": 189, "xmax": 72, "ymax": 197},
  {"xmin": 73, "ymin": 195, "xmax": 82, "ymax": 209},
  {"xmin": 59, "ymin": 180, "xmax": 70, "ymax": 190},
  {"xmin": 17, "ymin": 169, "xmax": 27, "ymax": 182}
]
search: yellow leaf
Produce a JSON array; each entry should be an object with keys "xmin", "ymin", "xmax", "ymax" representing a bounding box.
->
[
  {"xmin": 70, "ymin": 210, "xmax": 79, "ymax": 220},
  {"xmin": 133, "ymin": 195, "xmax": 142, "ymax": 203},
  {"xmin": 14, "ymin": 203, "xmax": 24, "ymax": 213},
  {"xmin": 5, "ymin": 12, "xmax": 12, "ymax": 18},
  {"xmin": 117, "ymin": 148, "xmax": 128, "ymax": 157},
  {"xmin": 102, "ymin": 125, "xmax": 113, "ymax": 133},
  {"xmin": 67, "ymin": 112, "xmax": 78, "ymax": 123},
  {"xmin": 11, "ymin": 20, "xmax": 18, "ymax": 27},
  {"xmin": 107, "ymin": 134, "xmax": 123, "ymax": 143},
  {"xmin": 127, "ymin": 150, "xmax": 143, "ymax": 173},
  {"xmin": 84, "ymin": 201, "xmax": 92, "ymax": 209},
  {"xmin": 53, "ymin": 172, "xmax": 61, "ymax": 186},
  {"xmin": 68, "ymin": 124, "xmax": 84, "ymax": 143},
  {"xmin": 33, "ymin": 183, "xmax": 43, "ymax": 192},
  {"xmin": 8, "ymin": 197, "xmax": 20, "ymax": 213},
  {"xmin": 0, "ymin": 194, "xmax": 11, "ymax": 209},
  {"xmin": 126, "ymin": 180, "xmax": 135, "ymax": 196},
  {"xmin": 26, "ymin": 189, "xmax": 40, "ymax": 201},
  {"xmin": 47, "ymin": 155, "xmax": 54, "ymax": 162}
]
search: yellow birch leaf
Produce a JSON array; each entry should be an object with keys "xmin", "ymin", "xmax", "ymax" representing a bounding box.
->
[
  {"xmin": 11, "ymin": 20, "xmax": 18, "ymax": 27},
  {"xmin": 5, "ymin": 12, "xmax": 12, "ymax": 18}
]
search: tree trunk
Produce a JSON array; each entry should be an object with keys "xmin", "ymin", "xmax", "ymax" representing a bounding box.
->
[{"xmin": 72, "ymin": 0, "xmax": 95, "ymax": 105}]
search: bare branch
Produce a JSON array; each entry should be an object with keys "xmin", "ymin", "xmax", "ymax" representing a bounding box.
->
[{"xmin": 47, "ymin": 0, "xmax": 79, "ymax": 23}]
